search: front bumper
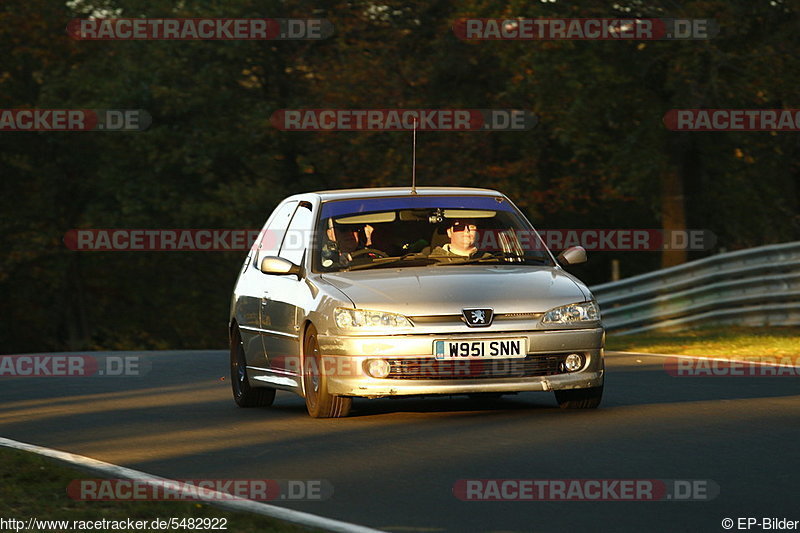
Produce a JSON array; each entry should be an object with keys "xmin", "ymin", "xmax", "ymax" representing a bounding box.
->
[{"xmin": 316, "ymin": 327, "xmax": 604, "ymax": 397}]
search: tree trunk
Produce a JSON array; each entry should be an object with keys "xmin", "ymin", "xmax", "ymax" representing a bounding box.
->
[{"xmin": 661, "ymin": 145, "xmax": 688, "ymax": 268}]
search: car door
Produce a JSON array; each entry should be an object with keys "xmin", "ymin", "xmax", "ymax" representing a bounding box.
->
[
  {"xmin": 261, "ymin": 201, "xmax": 314, "ymax": 374},
  {"xmin": 234, "ymin": 201, "xmax": 297, "ymax": 367}
]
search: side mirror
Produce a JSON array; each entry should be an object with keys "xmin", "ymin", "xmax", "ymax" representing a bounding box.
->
[
  {"xmin": 259, "ymin": 256, "xmax": 302, "ymax": 278},
  {"xmin": 557, "ymin": 246, "xmax": 587, "ymax": 266}
]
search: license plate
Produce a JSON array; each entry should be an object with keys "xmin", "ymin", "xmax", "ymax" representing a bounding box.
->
[{"xmin": 433, "ymin": 338, "xmax": 527, "ymax": 360}]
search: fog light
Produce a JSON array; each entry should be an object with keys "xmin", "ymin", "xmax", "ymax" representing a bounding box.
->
[
  {"xmin": 564, "ymin": 353, "xmax": 584, "ymax": 372},
  {"xmin": 366, "ymin": 359, "xmax": 390, "ymax": 378}
]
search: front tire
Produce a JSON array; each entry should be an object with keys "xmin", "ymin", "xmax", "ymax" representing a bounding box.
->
[
  {"xmin": 554, "ymin": 385, "xmax": 603, "ymax": 409},
  {"xmin": 303, "ymin": 324, "xmax": 352, "ymax": 418},
  {"xmin": 230, "ymin": 329, "xmax": 275, "ymax": 408}
]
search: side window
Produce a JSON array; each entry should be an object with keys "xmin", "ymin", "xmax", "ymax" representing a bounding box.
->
[
  {"xmin": 255, "ymin": 201, "xmax": 298, "ymax": 266},
  {"xmin": 278, "ymin": 202, "xmax": 313, "ymax": 265}
]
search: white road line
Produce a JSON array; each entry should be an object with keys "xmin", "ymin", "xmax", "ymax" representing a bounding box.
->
[
  {"xmin": 0, "ymin": 437, "xmax": 386, "ymax": 533},
  {"xmin": 608, "ymin": 350, "xmax": 800, "ymax": 369}
]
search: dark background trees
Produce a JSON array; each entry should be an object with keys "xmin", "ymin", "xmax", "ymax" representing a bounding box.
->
[{"xmin": 1, "ymin": 0, "xmax": 798, "ymax": 353}]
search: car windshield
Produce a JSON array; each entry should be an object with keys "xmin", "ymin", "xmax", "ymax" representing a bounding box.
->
[{"xmin": 313, "ymin": 195, "xmax": 555, "ymax": 272}]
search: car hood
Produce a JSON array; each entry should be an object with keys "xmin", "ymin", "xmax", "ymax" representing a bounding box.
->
[{"xmin": 320, "ymin": 265, "xmax": 589, "ymax": 316}]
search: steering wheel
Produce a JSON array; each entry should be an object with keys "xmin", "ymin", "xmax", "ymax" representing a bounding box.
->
[{"xmin": 349, "ymin": 247, "xmax": 389, "ymax": 259}]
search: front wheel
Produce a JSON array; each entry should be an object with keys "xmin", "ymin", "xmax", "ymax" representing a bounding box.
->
[
  {"xmin": 230, "ymin": 329, "xmax": 275, "ymax": 408},
  {"xmin": 303, "ymin": 325, "xmax": 352, "ymax": 418},
  {"xmin": 554, "ymin": 385, "xmax": 603, "ymax": 409}
]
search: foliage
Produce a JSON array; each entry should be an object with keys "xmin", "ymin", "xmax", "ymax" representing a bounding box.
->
[{"xmin": 1, "ymin": 0, "xmax": 798, "ymax": 352}]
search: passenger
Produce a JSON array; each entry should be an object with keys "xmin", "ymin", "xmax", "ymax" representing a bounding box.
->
[{"xmin": 430, "ymin": 219, "xmax": 485, "ymax": 258}]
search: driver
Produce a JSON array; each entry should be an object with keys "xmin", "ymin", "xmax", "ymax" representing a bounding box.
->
[{"xmin": 321, "ymin": 218, "xmax": 378, "ymax": 267}]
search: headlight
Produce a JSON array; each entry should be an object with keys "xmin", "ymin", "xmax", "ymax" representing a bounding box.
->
[
  {"xmin": 334, "ymin": 308, "xmax": 413, "ymax": 330},
  {"xmin": 541, "ymin": 301, "xmax": 600, "ymax": 324}
]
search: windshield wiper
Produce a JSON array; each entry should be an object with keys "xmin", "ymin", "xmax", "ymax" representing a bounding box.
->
[
  {"xmin": 346, "ymin": 253, "xmax": 438, "ymax": 271},
  {"xmin": 433, "ymin": 252, "xmax": 549, "ymax": 266}
]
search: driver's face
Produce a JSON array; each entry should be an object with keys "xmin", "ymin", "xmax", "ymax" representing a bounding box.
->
[{"xmin": 333, "ymin": 225, "xmax": 361, "ymax": 253}]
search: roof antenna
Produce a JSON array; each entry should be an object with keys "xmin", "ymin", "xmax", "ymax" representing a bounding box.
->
[{"xmin": 411, "ymin": 118, "xmax": 417, "ymax": 195}]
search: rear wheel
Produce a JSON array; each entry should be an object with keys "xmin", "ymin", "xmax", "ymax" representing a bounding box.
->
[
  {"xmin": 303, "ymin": 324, "xmax": 352, "ymax": 418},
  {"xmin": 230, "ymin": 329, "xmax": 275, "ymax": 408},
  {"xmin": 554, "ymin": 385, "xmax": 603, "ymax": 409}
]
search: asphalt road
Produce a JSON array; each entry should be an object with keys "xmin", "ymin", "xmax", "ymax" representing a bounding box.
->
[{"xmin": 1, "ymin": 350, "xmax": 798, "ymax": 533}]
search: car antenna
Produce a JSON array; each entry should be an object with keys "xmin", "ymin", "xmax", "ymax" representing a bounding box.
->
[{"xmin": 411, "ymin": 117, "xmax": 417, "ymax": 195}]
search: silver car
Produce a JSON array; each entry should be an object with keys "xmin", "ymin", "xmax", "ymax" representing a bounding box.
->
[{"xmin": 229, "ymin": 187, "xmax": 604, "ymax": 417}]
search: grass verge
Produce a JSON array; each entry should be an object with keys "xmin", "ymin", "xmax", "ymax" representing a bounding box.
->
[
  {"xmin": 606, "ymin": 326, "xmax": 800, "ymax": 359},
  {"xmin": 0, "ymin": 447, "xmax": 317, "ymax": 533}
]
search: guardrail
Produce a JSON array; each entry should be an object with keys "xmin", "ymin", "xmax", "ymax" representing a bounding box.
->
[{"xmin": 591, "ymin": 241, "xmax": 800, "ymax": 334}]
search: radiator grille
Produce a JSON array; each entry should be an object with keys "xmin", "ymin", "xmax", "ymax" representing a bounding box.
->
[{"xmin": 386, "ymin": 354, "xmax": 568, "ymax": 379}]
